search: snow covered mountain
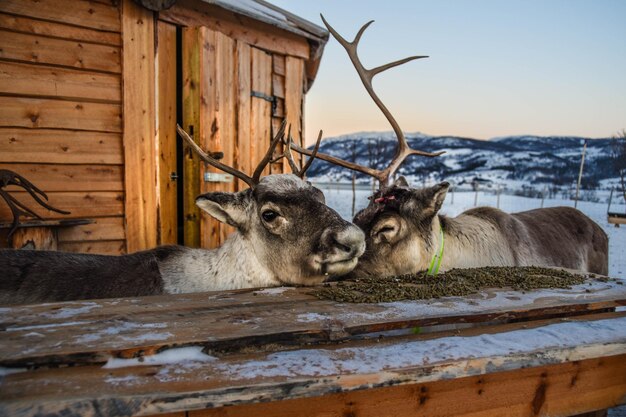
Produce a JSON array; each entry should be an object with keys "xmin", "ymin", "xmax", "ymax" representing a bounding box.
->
[{"xmin": 305, "ymin": 132, "xmax": 618, "ymax": 193}]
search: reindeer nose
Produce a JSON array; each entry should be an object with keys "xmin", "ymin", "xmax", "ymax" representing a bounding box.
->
[{"xmin": 325, "ymin": 226, "xmax": 366, "ymax": 257}]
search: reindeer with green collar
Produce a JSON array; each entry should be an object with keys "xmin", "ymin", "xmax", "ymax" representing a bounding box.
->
[{"xmin": 293, "ymin": 16, "xmax": 608, "ymax": 278}]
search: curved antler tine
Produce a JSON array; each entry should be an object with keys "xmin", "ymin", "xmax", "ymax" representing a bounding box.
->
[
  {"xmin": 299, "ymin": 130, "xmax": 323, "ymax": 177},
  {"xmin": 251, "ymin": 119, "xmax": 287, "ymax": 184},
  {"xmin": 0, "ymin": 189, "xmax": 43, "ymax": 239},
  {"xmin": 352, "ymin": 20, "xmax": 374, "ymax": 46},
  {"xmin": 3, "ymin": 169, "xmax": 69, "ymax": 214},
  {"xmin": 282, "ymin": 126, "xmax": 301, "ymax": 175},
  {"xmin": 177, "ymin": 124, "xmax": 256, "ymax": 189},
  {"xmin": 18, "ymin": 183, "xmax": 69, "ymax": 214},
  {"xmin": 11, "ymin": 172, "xmax": 47, "ymax": 200},
  {"xmin": 2, "ymin": 190, "xmax": 42, "ymax": 219},
  {"xmin": 319, "ymin": 16, "xmax": 443, "ymax": 186},
  {"xmin": 370, "ymin": 55, "xmax": 428, "ymax": 76},
  {"xmin": 289, "ymin": 141, "xmax": 387, "ymax": 184}
]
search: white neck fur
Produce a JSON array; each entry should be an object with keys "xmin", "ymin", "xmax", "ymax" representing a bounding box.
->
[{"xmin": 159, "ymin": 233, "xmax": 280, "ymax": 293}]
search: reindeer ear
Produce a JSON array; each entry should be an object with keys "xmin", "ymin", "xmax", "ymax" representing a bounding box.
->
[
  {"xmin": 428, "ymin": 182, "xmax": 450, "ymax": 214},
  {"xmin": 393, "ymin": 176, "xmax": 409, "ymax": 188},
  {"xmin": 196, "ymin": 190, "xmax": 252, "ymax": 229}
]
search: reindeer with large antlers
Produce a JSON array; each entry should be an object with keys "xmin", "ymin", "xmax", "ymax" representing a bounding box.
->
[
  {"xmin": 0, "ymin": 123, "xmax": 365, "ymax": 305},
  {"xmin": 295, "ymin": 16, "xmax": 608, "ymax": 278}
]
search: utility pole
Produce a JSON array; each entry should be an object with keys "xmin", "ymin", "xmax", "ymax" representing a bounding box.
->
[{"xmin": 574, "ymin": 139, "xmax": 587, "ymax": 209}]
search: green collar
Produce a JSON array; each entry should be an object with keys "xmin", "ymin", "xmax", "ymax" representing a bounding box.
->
[{"xmin": 426, "ymin": 227, "xmax": 444, "ymax": 276}]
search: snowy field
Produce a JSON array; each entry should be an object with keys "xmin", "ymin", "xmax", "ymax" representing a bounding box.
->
[{"xmin": 314, "ymin": 183, "xmax": 626, "ymax": 278}]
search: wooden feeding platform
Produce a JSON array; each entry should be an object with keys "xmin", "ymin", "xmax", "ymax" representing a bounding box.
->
[{"xmin": 1, "ymin": 274, "xmax": 625, "ymax": 417}]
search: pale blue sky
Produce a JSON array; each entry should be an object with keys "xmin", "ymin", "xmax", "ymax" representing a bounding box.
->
[{"xmin": 270, "ymin": 0, "xmax": 626, "ymax": 144}]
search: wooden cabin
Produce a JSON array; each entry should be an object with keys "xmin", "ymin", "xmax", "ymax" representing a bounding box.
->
[{"xmin": 0, "ymin": 0, "xmax": 328, "ymax": 253}]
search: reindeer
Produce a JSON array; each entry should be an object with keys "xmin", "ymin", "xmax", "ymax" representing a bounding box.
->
[
  {"xmin": 292, "ymin": 16, "xmax": 608, "ymax": 278},
  {"xmin": 0, "ymin": 123, "xmax": 366, "ymax": 305}
]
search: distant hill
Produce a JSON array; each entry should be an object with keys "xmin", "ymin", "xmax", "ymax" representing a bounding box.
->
[{"xmin": 305, "ymin": 132, "xmax": 619, "ymax": 193}]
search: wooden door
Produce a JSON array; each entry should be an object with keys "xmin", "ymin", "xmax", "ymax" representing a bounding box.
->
[{"xmin": 182, "ymin": 27, "xmax": 273, "ymax": 249}]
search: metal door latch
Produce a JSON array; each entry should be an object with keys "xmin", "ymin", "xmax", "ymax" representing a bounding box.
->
[
  {"xmin": 251, "ymin": 90, "xmax": 277, "ymax": 113},
  {"xmin": 204, "ymin": 173, "xmax": 234, "ymax": 183}
]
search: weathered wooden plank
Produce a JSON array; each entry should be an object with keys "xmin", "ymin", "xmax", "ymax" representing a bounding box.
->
[
  {"xmin": 235, "ymin": 41, "xmax": 251, "ymax": 192},
  {"xmin": 0, "ymin": 61, "xmax": 121, "ymax": 102},
  {"xmin": 1, "ymin": 279, "xmax": 624, "ymax": 368},
  {"xmin": 189, "ymin": 354, "xmax": 626, "ymax": 417},
  {"xmin": 0, "ymin": 0, "xmax": 120, "ymax": 32},
  {"xmin": 273, "ymin": 98, "xmax": 284, "ymax": 118},
  {"xmin": 0, "ymin": 128, "xmax": 123, "ymax": 165},
  {"xmin": 273, "ymin": 54, "xmax": 285, "ymax": 77},
  {"xmin": 197, "ymin": 27, "xmax": 219, "ymax": 250},
  {"xmin": 0, "ymin": 97, "xmax": 122, "ymax": 132},
  {"xmin": 215, "ymin": 32, "xmax": 236, "ymax": 245},
  {"xmin": 57, "ymin": 216, "xmax": 125, "ymax": 242},
  {"xmin": 58, "ymin": 239, "xmax": 125, "ymax": 255},
  {"xmin": 156, "ymin": 21, "xmax": 178, "ymax": 246},
  {"xmin": 250, "ymin": 47, "xmax": 272, "ymax": 176},
  {"xmin": 271, "ymin": 65, "xmax": 286, "ymax": 173},
  {"xmin": 159, "ymin": 0, "xmax": 309, "ymax": 59},
  {"xmin": 122, "ymin": 0, "xmax": 157, "ymax": 253},
  {"xmin": 272, "ymin": 73, "xmax": 285, "ymax": 99},
  {"xmin": 182, "ymin": 26, "xmax": 202, "ymax": 248},
  {"xmin": 284, "ymin": 56, "xmax": 304, "ymax": 171},
  {"xmin": 0, "ymin": 12, "xmax": 121, "ymax": 46},
  {"xmin": 0, "ymin": 191, "xmax": 123, "ymax": 220},
  {"xmin": 0, "ymin": 163, "xmax": 123, "ymax": 192},
  {"xmin": 0, "ymin": 30, "xmax": 121, "ymax": 73},
  {"xmin": 1, "ymin": 316, "xmax": 625, "ymax": 417}
]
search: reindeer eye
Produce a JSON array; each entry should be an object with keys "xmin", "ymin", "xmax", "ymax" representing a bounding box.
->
[
  {"xmin": 261, "ymin": 210, "xmax": 279, "ymax": 222},
  {"xmin": 378, "ymin": 226, "xmax": 395, "ymax": 234}
]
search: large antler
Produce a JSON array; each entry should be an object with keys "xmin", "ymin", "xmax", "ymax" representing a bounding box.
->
[
  {"xmin": 292, "ymin": 15, "xmax": 444, "ymax": 186},
  {"xmin": 177, "ymin": 120, "xmax": 288, "ymax": 188},
  {"xmin": 0, "ymin": 169, "xmax": 70, "ymax": 238}
]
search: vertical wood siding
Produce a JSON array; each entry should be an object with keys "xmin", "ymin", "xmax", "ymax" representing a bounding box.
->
[
  {"xmin": 0, "ymin": 0, "xmax": 125, "ymax": 254},
  {"xmin": 156, "ymin": 22, "xmax": 178, "ymax": 246},
  {"xmin": 122, "ymin": 0, "xmax": 157, "ymax": 253},
  {"xmin": 182, "ymin": 25, "xmax": 305, "ymax": 249}
]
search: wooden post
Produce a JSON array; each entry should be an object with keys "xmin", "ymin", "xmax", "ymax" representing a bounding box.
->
[
  {"xmin": 351, "ymin": 173, "xmax": 356, "ymax": 218},
  {"xmin": 122, "ymin": 0, "xmax": 157, "ymax": 252},
  {"xmin": 575, "ymin": 139, "xmax": 587, "ymax": 209},
  {"xmin": 156, "ymin": 21, "xmax": 178, "ymax": 245},
  {"xmin": 181, "ymin": 27, "xmax": 202, "ymax": 248},
  {"xmin": 496, "ymin": 185, "xmax": 500, "ymax": 209},
  {"xmin": 10, "ymin": 227, "xmax": 57, "ymax": 250}
]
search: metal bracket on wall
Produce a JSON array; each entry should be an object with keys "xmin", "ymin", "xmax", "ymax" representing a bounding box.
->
[
  {"xmin": 204, "ymin": 172, "xmax": 234, "ymax": 183},
  {"xmin": 251, "ymin": 90, "xmax": 277, "ymax": 114}
]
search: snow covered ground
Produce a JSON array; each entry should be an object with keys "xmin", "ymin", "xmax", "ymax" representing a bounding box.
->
[{"xmin": 315, "ymin": 183, "xmax": 626, "ymax": 278}]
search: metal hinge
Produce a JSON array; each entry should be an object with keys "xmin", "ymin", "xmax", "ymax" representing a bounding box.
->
[
  {"xmin": 251, "ymin": 90, "xmax": 277, "ymax": 113},
  {"xmin": 204, "ymin": 172, "xmax": 234, "ymax": 183}
]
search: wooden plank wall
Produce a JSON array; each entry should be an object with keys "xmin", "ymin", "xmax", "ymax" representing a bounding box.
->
[{"xmin": 0, "ymin": 0, "xmax": 125, "ymax": 254}]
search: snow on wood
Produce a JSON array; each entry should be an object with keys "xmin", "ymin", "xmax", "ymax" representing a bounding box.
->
[{"xmin": 1, "ymin": 278, "xmax": 624, "ymax": 368}]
